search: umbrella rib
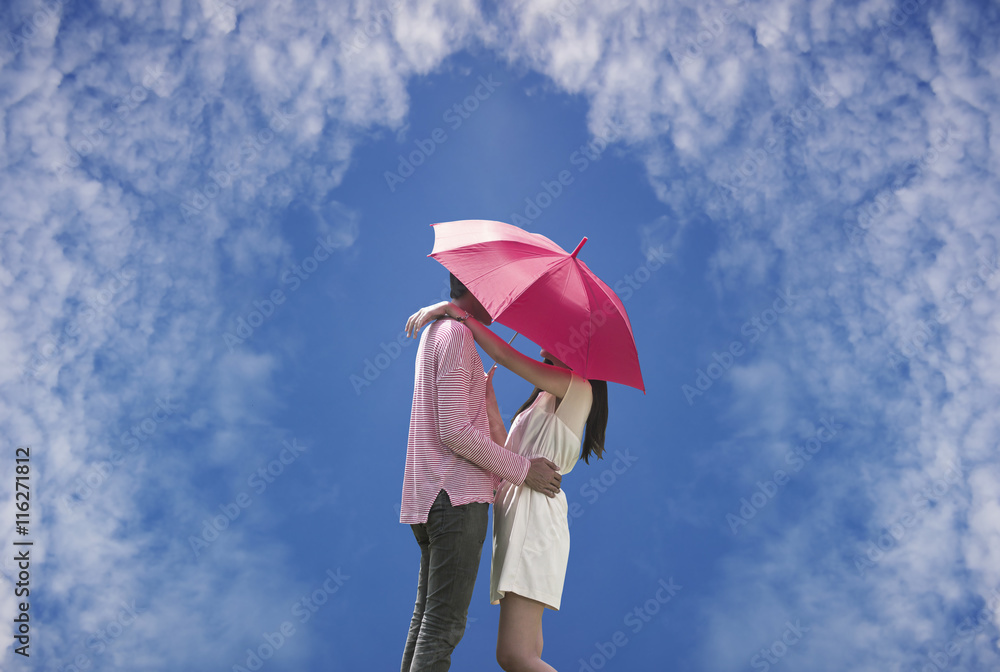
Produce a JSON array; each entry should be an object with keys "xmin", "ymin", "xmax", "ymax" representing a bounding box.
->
[
  {"xmin": 441, "ymin": 242, "xmax": 563, "ymax": 295},
  {"xmin": 580, "ymin": 262, "xmax": 636, "ymax": 331},
  {"xmin": 537, "ymin": 258, "xmax": 592, "ymax": 376},
  {"xmin": 569, "ymin": 263, "xmax": 594, "ymax": 375},
  {"xmin": 431, "ymin": 223, "xmax": 643, "ymax": 388},
  {"xmin": 480, "ymin": 256, "xmax": 567, "ymax": 312}
]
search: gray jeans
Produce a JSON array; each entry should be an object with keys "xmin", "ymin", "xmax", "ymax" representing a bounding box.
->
[{"xmin": 401, "ymin": 489, "xmax": 489, "ymax": 672}]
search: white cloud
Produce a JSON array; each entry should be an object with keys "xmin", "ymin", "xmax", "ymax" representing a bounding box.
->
[
  {"xmin": 1, "ymin": 0, "xmax": 998, "ymax": 668},
  {"xmin": 0, "ymin": 0, "xmax": 476, "ymax": 667},
  {"xmin": 491, "ymin": 0, "xmax": 1000, "ymax": 667}
]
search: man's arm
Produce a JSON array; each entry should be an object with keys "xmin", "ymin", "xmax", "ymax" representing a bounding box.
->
[
  {"xmin": 438, "ymin": 365, "xmax": 562, "ymax": 496},
  {"xmin": 434, "ymin": 324, "xmax": 562, "ymax": 496},
  {"xmin": 437, "ymin": 358, "xmax": 530, "ymax": 485}
]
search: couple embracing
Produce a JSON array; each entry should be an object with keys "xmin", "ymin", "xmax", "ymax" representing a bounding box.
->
[{"xmin": 398, "ymin": 271, "xmax": 610, "ymax": 672}]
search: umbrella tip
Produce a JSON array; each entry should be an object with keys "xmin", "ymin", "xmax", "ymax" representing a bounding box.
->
[{"xmin": 569, "ymin": 237, "xmax": 588, "ymax": 258}]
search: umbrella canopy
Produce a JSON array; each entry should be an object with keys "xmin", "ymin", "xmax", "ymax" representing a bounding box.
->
[{"xmin": 429, "ymin": 219, "xmax": 645, "ymax": 392}]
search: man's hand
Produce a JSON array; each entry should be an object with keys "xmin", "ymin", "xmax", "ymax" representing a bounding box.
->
[
  {"xmin": 524, "ymin": 457, "xmax": 561, "ymax": 498},
  {"xmin": 485, "ymin": 365, "xmax": 502, "ymax": 422}
]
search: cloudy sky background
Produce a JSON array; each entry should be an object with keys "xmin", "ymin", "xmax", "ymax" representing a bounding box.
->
[{"xmin": 2, "ymin": 0, "xmax": 999, "ymax": 670}]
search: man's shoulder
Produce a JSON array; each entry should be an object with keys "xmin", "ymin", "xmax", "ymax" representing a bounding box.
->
[
  {"xmin": 422, "ymin": 318, "xmax": 474, "ymax": 364},
  {"xmin": 426, "ymin": 317, "xmax": 471, "ymax": 344}
]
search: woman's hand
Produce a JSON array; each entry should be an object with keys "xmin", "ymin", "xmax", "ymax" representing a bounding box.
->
[
  {"xmin": 485, "ymin": 365, "xmax": 508, "ymax": 446},
  {"xmin": 404, "ymin": 301, "xmax": 456, "ymax": 338}
]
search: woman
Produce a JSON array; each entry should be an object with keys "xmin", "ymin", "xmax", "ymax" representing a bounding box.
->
[{"xmin": 405, "ymin": 298, "xmax": 609, "ymax": 672}]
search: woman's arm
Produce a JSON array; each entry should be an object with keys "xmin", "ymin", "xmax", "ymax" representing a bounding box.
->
[{"xmin": 405, "ymin": 301, "xmax": 573, "ymax": 399}]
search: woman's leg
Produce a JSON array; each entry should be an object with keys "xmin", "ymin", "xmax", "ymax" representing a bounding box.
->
[{"xmin": 496, "ymin": 592, "xmax": 557, "ymax": 672}]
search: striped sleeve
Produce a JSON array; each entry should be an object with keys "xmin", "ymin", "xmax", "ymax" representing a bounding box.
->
[{"xmin": 436, "ymin": 324, "xmax": 530, "ymax": 485}]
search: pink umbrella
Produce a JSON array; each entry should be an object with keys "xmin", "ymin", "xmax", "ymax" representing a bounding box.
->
[{"xmin": 429, "ymin": 219, "xmax": 645, "ymax": 392}]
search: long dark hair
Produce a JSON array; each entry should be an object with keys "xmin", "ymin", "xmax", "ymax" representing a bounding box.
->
[{"xmin": 511, "ymin": 361, "xmax": 609, "ymax": 464}]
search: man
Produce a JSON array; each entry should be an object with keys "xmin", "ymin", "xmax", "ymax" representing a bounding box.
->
[{"xmin": 399, "ymin": 274, "xmax": 563, "ymax": 672}]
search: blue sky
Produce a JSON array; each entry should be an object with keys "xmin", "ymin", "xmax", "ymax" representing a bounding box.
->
[{"xmin": 2, "ymin": 0, "xmax": 999, "ymax": 670}]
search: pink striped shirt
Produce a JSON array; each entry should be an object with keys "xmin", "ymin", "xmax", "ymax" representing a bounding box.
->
[{"xmin": 400, "ymin": 317, "xmax": 530, "ymax": 524}]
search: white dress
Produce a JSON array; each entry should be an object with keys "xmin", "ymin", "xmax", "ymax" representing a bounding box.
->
[{"xmin": 490, "ymin": 372, "xmax": 593, "ymax": 611}]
